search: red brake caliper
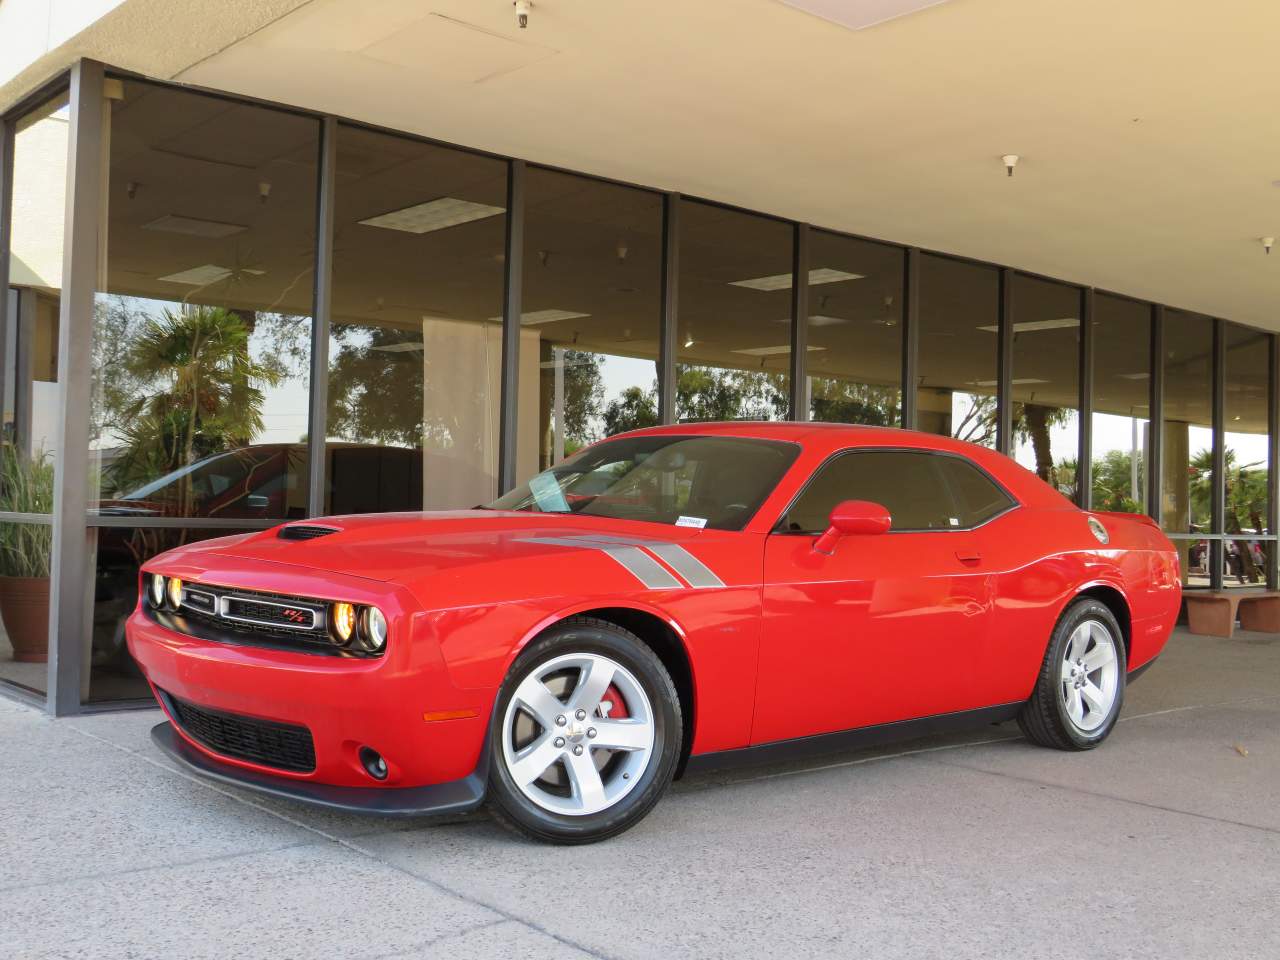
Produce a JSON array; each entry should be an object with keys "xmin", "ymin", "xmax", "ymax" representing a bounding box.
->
[{"xmin": 597, "ymin": 683, "xmax": 629, "ymax": 719}]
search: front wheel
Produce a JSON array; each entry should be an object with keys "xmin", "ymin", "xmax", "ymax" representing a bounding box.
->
[
  {"xmin": 1018, "ymin": 598, "xmax": 1127, "ymax": 750},
  {"xmin": 487, "ymin": 618, "xmax": 682, "ymax": 844}
]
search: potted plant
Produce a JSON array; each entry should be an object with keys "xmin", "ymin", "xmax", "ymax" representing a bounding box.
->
[{"xmin": 0, "ymin": 444, "xmax": 54, "ymax": 662}]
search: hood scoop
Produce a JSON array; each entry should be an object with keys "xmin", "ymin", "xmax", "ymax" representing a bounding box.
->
[{"xmin": 277, "ymin": 524, "xmax": 341, "ymax": 542}]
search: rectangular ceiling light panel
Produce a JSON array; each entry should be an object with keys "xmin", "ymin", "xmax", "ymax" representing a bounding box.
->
[
  {"xmin": 778, "ymin": 0, "xmax": 955, "ymax": 31},
  {"xmin": 730, "ymin": 267, "xmax": 864, "ymax": 291},
  {"xmin": 360, "ymin": 197, "xmax": 505, "ymax": 234},
  {"xmin": 976, "ymin": 318, "xmax": 1080, "ymax": 334},
  {"xmin": 142, "ymin": 215, "xmax": 247, "ymax": 238},
  {"xmin": 157, "ymin": 264, "xmax": 263, "ymax": 285},
  {"xmin": 486, "ymin": 309, "xmax": 591, "ymax": 325},
  {"xmin": 732, "ymin": 345, "xmax": 828, "ymax": 357}
]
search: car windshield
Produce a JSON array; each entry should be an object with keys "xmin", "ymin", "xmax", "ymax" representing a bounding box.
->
[{"xmin": 486, "ymin": 435, "xmax": 800, "ymax": 531}]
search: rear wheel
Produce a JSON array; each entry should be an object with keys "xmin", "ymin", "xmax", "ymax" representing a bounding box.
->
[
  {"xmin": 1018, "ymin": 598, "xmax": 1127, "ymax": 750},
  {"xmin": 487, "ymin": 617, "xmax": 681, "ymax": 843}
]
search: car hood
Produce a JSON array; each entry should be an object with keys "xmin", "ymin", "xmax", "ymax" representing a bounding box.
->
[{"xmin": 210, "ymin": 510, "xmax": 717, "ymax": 585}]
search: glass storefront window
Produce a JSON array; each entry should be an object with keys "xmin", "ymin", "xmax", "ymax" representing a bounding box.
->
[
  {"xmin": 90, "ymin": 80, "xmax": 318, "ymax": 521},
  {"xmin": 1162, "ymin": 309, "xmax": 1214, "ymax": 588},
  {"xmin": 1091, "ymin": 295, "xmax": 1150, "ymax": 512},
  {"xmin": 1222, "ymin": 323, "xmax": 1271, "ymax": 588},
  {"xmin": 329, "ymin": 125, "xmax": 507, "ymax": 509},
  {"xmin": 676, "ymin": 201, "xmax": 792, "ymax": 421},
  {"xmin": 916, "ymin": 255, "xmax": 999, "ymax": 445},
  {"xmin": 0, "ymin": 519, "xmax": 53, "ymax": 698},
  {"xmin": 806, "ymin": 232, "xmax": 903, "ymax": 425},
  {"xmin": 87, "ymin": 526, "xmax": 259, "ymax": 702},
  {"xmin": 1010, "ymin": 276, "xmax": 1081, "ymax": 501},
  {"xmin": 6, "ymin": 92, "xmax": 69, "ymax": 478},
  {"xmin": 523, "ymin": 167, "xmax": 662, "ymax": 470}
]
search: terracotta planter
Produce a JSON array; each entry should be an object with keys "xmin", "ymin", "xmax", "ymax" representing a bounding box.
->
[{"xmin": 0, "ymin": 576, "xmax": 50, "ymax": 663}]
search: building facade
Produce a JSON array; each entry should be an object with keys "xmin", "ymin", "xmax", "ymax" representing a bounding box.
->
[{"xmin": 0, "ymin": 14, "xmax": 1275, "ymax": 713}]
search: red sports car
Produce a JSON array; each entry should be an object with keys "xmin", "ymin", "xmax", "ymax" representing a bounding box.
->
[{"xmin": 128, "ymin": 423, "xmax": 1181, "ymax": 843}]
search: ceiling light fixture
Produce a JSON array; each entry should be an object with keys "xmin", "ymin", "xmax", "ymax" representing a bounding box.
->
[
  {"xmin": 157, "ymin": 264, "xmax": 264, "ymax": 285},
  {"xmin": 1262, "ymin": 237, "xmax": 1274, "ymax": 255},
  {"xmin": 730, "ymin": 267, "xmax": 864, "ymax": 291},
  {"xmin": 778, "ymin": 0, "xmax": 955, "ymax": 31},
  {"xmin": 1002, "ymin": 154, "xmax": 1020, "ymax": 177},
  {"xmin": 732, "ymin": 345, "xmax": 827, "ymax": 357},
  {"xmin": 514, "ymin": 0, "xmax": 532, "ymax": 28},
  {"xmin": 142, "ymin": 215, "xmax": 247, "ymax": 238},
  {"xmin": 258, "ymin": 181, "xmax": 272, "ymax": 204},
  {"xmin": 486, "ymin": 309, "xmax": 590, "ymax": 325},
  {"xmin": 977, "ymin": 317, "xmax": 1079, "ymax": 334},
  {"xmin": 360, "ymin": 197, "xmax": 505, "ymax": 234},
  {"xmin": 684, "ymin": 334, "xmax": 696, "ymax": 348}
]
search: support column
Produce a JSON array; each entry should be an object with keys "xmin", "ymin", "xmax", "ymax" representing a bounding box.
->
[
  {"xmin": 46, "ymin": 60, "xmax": 105, "ymax": 716},
  {"xmin": 307, "ymin": 117, "xmax": 336, "ymax": 517},
  {"xmin": 498, "ymin": 160, "xmax": 525, "ymax": 492},
  {"xmin": 788, "ymin": 223, "xmax": 810, "ymax": 420},
  {"xmin": 658, "ymin": 193, "xmax": 680, "ymax": 425}
]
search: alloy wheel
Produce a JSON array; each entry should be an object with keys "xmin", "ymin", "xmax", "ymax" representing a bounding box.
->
[
  {"xmin": 500, "ymin": 652, "xmax": 656, "ymax": 816},
  {"xmin": 1059, "ymin": 619, "xmax": 1120, "ymax": 733}
]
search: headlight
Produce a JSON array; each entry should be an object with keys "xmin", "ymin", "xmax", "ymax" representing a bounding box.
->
[
  {"xmin": 166, "ymin": 577, "xmax": 184, "ymax": 609},
  {"xmin": 331, "ymin": 602, "xmax": 356, "ymax": 643},
  {"xmin": 358, "ymin": 606, "xmax": 388, "ymax": 653},
  {"xmin": 147, "ymin": 573, "xmax": 166, "ymax": 608}
]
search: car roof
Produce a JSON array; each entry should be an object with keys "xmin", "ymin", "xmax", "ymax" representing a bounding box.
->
[{"xmin": 613, "ymin": 421, "xmax": 1075, "ymax": 511}]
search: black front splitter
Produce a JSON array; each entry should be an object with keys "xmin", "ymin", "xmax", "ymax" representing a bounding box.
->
[{"xmin": 150, "ymin": 722, "xmax": 486, "ymax": 818}]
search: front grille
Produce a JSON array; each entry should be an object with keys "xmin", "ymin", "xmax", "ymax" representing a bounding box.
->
[
  {"xmin": 222, "ymin": 595, "xmax": 320, "ymax": 631},
  {"xmin": 162, "ymin": 690, "xmax": 316, "ymax": 773},
  {"xmin": 278, "ymin": 525, "xmax": 339, "ymax": 541}
]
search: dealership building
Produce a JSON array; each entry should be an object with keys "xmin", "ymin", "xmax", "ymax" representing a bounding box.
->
[{"xmin": 0, "ymin": 0, "xmax": 1275, "ymax": 714}]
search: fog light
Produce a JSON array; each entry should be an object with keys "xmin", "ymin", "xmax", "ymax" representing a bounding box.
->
[
  {"xmin": 359, "ymin": 746, "xmax": 388, "ymax": 781},
  {"xmin": 331, "ymin": 602, "xmax": 356, "ymax": 643},
  {"xmin": 147, "ymin": 573, "xmax": 166, "ymax": 608},
  {"xmin": 166, "ymin": 577, "xmax": 184, "ymax": 610}
]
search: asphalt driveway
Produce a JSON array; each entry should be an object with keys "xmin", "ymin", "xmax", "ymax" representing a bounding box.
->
[{"xmin": 3, "ymin": 626, "xmax": 1277, "ymax": 960}]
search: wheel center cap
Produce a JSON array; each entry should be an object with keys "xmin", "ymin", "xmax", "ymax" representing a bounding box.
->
[{"xmin": 566, "ymin": 719, "xmax": 586, "ymax": 742}]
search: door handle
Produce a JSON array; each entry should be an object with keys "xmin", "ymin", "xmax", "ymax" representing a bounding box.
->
[{"xmin": 955, "ymin": 550, "xmax": 982, "ymax": 564}]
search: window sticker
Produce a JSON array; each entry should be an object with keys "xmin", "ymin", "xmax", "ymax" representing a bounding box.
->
[
  {"xmin": 675, "ymin": 515, "xmax": 708, "ymax": 529},
  {"xmin": 529, "ymin": 472, "xmax": 570, "ymax": 513}
]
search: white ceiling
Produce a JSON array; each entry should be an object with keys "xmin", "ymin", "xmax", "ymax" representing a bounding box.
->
[{"xmin": 15, "ymin": 0, "xmax": 1280, "ymax": 331}]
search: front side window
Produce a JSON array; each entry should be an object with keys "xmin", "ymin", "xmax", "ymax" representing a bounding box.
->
[
  {"xmin": 780, "ymin": 450, "xmax": 1012, "ymax": 533},
  {"xmin": 488, "ymin": 435, "xmax": 800, "ymax": 531}
]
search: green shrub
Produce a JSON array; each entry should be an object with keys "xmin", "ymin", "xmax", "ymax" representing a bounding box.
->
[{"xmin": 0, "ymin": 445, "xmax": 54, "ymax": 578}]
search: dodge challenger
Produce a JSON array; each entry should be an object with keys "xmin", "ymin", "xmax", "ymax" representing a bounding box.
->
[{"xmin": 128, "ymin": 422, "xmax": 1181, "ymax": 843}]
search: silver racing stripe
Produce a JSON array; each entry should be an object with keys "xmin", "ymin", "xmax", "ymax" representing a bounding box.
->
[
  {"xmin": 643, "ymin": 543, "xmax": 726, "ymax": 589},
  {"xmin": 518, "ymin": 535, "xmax": 722, "ymax": 590}
]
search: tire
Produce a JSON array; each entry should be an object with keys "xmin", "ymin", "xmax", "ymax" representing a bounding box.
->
[
  {"xmin": 1018, "ymin": 598, "xmax": 1127, "ymax": 751},
  {"xmin": 487, "ymin": 617, "xmax": 682, "ymax": 844}
]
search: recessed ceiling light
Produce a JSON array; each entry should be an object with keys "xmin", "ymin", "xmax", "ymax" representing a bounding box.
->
[
  {"xmin": 774, "ymin": 315, "xmax": 851, "ymax": 326},
  {"xmin": 142, "ymin": 215, "xmax": 248, "ymax": 238},
  {"xmin": 371, "ymin": 342, "xmax": 425, "ymax": 353},
  {"xmin": 360, "ymin": 197, "xmax": 505, "ymax": 234},
  {"xmin": 971, "ymin": 378, "xmax": 1049, "ymax": 387},
  {"xmin": 157, "ymin": 264, "xmax": 264, "ymax": 285},
  {"xmin": 732, "ymin": 345, "xmax": 828, "ymax": 357},
  {"xmin": 977, "ymin": 318, "xmax": 1079, "ymax": 334},
  {"xmin": 486, "ymin": 309, "xmax": 590, "ymax": 325},
  {"xmin": 1118, "ymin": 372, "xmax": 1150, "ymax": 380},
  {"xmin": 778, "ymin": 0, "xmax": 955, "ymax": 31},
  {"xmin": 730, "ymin": 267, "xmax": 864, "ymax": 291}
]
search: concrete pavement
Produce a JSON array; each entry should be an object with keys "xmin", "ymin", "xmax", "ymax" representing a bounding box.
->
[{"xmin": 2, "ymin": 627, "xmax": 1278, "ymax": 959}]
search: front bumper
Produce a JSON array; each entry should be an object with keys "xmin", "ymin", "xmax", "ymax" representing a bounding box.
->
[{"xmin": 151, "ymin": 721, "xmax": 486, "ymax": 816}]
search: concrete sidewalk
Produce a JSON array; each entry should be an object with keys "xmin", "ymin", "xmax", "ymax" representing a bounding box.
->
[{"xmin": 3, "ymin": 627, "xmax": 1278, "ymax": 960}]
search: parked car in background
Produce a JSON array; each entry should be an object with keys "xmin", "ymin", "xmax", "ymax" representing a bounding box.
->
[{"xmin": 128, "ymin": 423, "xmax": 1181, "ymax": 842}]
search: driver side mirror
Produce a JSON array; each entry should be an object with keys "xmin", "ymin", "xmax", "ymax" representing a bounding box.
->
[{"xmin": 813, "ymin": 499, "xmax": 891, "ymax": 555}]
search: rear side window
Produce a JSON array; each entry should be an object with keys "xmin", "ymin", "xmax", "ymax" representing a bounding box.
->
[
  {"xmin": 781, "ymin": 450, "xmax": 956, "ymax": 532},
  {"xmin": 780, "ymin": 449, "xmax": 1015, "ymax": 533},
  {"xmin": 936, "ymin": 455, "xmax": 1015, "ymax": 527}
]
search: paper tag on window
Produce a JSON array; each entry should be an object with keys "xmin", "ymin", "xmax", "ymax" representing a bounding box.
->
[
  {"xmin": 676, "ymin": 515, "xmax": 708, "ymax": 529},
  {"xmin": 529, "ymin": 472, "xmax": 569, "ymax": 513}
]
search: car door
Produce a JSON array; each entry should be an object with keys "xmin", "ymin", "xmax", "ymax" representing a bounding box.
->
[{"xmin": 752, "ymin": 448, "xmax": 1013, "ymax": 745}]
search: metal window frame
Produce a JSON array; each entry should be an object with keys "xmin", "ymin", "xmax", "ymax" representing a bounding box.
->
[
  {"xmin": 901, "ymin": 248, "xmax": 920, "ymax": 430},
  {"xmin": 788, "ymin": 223, "xmax": 810, "ymax": 420},
  {"xmin": 996, "ymin": 268, "xmax": 1014, "ymax": 455},
  {"xmin": 658, "ymin": 193, "xmax": 680, "ymax": 424},
  {"xmin": 498, "ymin": 159, "xmax": 525, "ymax": 493},
  {"xmin": 1148, "ymin": 305, "xmax": 1165, "ymax": 524},
  {"xmin": 1210, "ymin": 317, "xmax": 1226, "ymax": 593},
  {"xmin": 1078, "ymin": 287, "xmax": 1094, "ymax": 508},
  {"xmin": 306, "ymin": 117, "xmax": 337, "ymax": 517},
  {"xmin": 1270, "ymin": 334, "xmax": 1279, "ymax": 591}
]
